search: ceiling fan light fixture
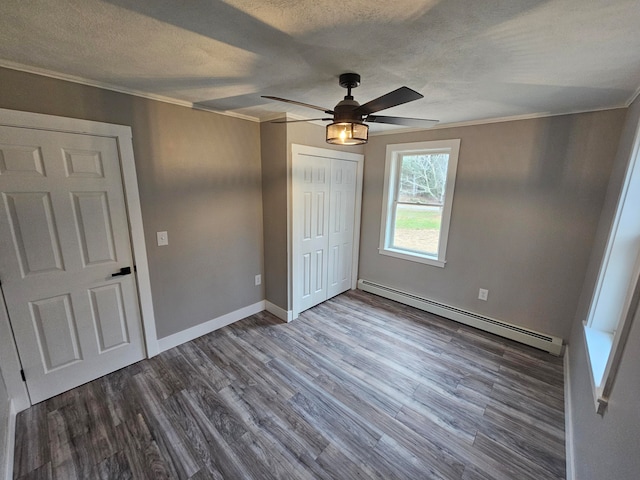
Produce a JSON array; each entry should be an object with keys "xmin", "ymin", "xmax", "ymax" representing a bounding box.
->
[
  {"xmin": 326, "ymin": 122, "xmax": 368, "ymax": 145},
  {"xmin": 266, "ymin": 72, "xmax": 434, "ymax": 142}
]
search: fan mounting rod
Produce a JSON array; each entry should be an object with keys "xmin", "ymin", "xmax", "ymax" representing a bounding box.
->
[{"xmin": 339, "ymin": 73, "xmax": 360, "ymax": 98}]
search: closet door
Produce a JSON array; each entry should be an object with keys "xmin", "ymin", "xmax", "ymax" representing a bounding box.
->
[
  {"xmin": 293, "ymin": 154, "xmax": 331, "ymax": 313},
  {"xmin": 292, "ymin": 146, "xmax": 363, "ymax": 317},
  {"xmin": 327, "ymin": 158, "xmax": 357, "ymax": 299}
]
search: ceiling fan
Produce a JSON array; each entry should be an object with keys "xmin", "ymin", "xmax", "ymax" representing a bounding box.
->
[{"xmin": 262, "ymin": 73, "xmax": 438, "ymax": 145}]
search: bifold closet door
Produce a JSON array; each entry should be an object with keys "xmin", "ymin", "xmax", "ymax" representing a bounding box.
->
[
  {"xmin": 293, "ymin": 154, "xmax": 358, "ymax": 315},
  {"xmin": 293, "ymin": 154, "xmax": 331, "ymax": 313},
  {"xmin": 327, "ymin": 158, "xmax": 357, "ymax": 299}
]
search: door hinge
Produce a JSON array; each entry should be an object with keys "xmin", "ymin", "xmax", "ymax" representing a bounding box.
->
[{"xmin": 20, "ymin": 369, "xmax": 26, "ymax": 382}]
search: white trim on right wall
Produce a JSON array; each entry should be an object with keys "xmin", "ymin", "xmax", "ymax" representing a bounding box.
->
[
  {"xmin": 564, "ymin": 347, "xmax": 576, "ymax": 480},
  {"xmin": 2, "ymin": 399, "xmax": 16, "ymax": 480},
  {"xmin": 582, "ymin": 105, "xmax": 640, "ymax": 414}
]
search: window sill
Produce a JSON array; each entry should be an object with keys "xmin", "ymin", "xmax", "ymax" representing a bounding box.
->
[
  {"xmin": 583, "ymin": 325, "xmax": 613, "ymax": 413},
  {"xmin": 378, "ymin": 247, "xmax": 446, "ymax": 268}
]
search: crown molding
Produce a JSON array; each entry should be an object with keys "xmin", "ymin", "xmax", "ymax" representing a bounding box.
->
[
  {"xmin": 369, "ymin": 104, "xmax": 628, "ymax": 137},
  {"xmin": 1, "ymin": 60, "xmax": 634, "ymax": 130},
  {"xmin": 627, "ymin": 85, "xmax": 640, "ymax": 107},
  {"xmin": 0, "ymin": 60, "xmax": 260, "ymax": 122}
]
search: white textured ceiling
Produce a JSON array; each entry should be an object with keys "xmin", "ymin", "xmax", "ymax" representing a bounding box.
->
[{"xmin": 1, "ymin": 0, "xmax": 640, "ymax": 130}]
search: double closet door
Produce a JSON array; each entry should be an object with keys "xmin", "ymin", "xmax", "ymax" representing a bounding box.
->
[{"xmin": 292, "ymin": 146, "xmax": 362, "ymax": 315}]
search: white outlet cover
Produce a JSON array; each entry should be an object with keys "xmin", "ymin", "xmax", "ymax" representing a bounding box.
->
[
  {"xmin": 255, "ymin": 274, "xmax": 262, "ymax": 286},
  {"xmin": 157, "ymin": 231, "xmax": 168, "ymax": 246},
  {"xmin": 478, "ymin": 288, "xmax": 489, "ymax": 301}
]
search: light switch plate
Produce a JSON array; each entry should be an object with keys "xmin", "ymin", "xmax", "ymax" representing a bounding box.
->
[{"xmin": 157, "ymin": 231, "xmax": 168, "ymax": 246}]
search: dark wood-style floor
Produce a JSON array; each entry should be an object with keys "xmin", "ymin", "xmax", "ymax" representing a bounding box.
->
[{"xmin": 13, "ymin": 290, "xmax": 566, "ymax": 480}]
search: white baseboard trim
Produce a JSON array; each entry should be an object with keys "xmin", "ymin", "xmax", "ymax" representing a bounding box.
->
[
  {"xmin": 157, "ymin": 301, "xmax": 265, "ymax": 353},
  {"xmin": 3, "ymin": 399, "xmax": 16, "ymax": 480},
  {"xmin": 564, "ymin": 347, "xmax": 575, "ymax": 480},
  {"xmin": 265, "ymin": 301, "xmax": 294, "ymax": 323}
]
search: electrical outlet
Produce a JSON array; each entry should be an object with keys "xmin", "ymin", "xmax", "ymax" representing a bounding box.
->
[
  {"xmin": 255, "ymin": 274, "xmax": 262, "ymax": 286},
  {"xmin": 156, "ymin": 231, "xmax": 168, "ymax": 246},
  {"xmin": 478, "ymin": 288, "xmax": 489, "ymax": 301}
]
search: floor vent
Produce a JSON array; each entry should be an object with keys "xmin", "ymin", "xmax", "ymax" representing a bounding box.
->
[{"xmin": 358, "ymin": 279, "xmax": 563, "ymax": 355}]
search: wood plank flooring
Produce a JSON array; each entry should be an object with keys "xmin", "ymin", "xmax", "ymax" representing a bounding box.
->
[{"xmin": 13, "ymin": 290, "xmax": 566, "ymax": 479}]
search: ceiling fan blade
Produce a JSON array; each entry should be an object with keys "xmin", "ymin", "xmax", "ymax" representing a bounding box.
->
[
  {"xmin": 270, "ymin": 118, "xmax": 332, "ymax": 124},
  {"xmin": 355, "ymin": 87, "xmax": 424, "ymax": 115},
  {"xmin": 366, "ymin": 115, "xmax": 438, "ymax": 128},
  {"xmin": 262, "ymin": 96, "xmax": 334, "ymax": 114}
]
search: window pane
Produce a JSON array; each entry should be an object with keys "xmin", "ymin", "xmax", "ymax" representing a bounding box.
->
[
  {"xmin": 397, "ymin": 153, "xmax": 449, "ymax": 204},
  {"xmin": 392, "ymin": 204, "xmax": 443, "ymax": 255},
  {"xmin": 380, "ymin": 139, "xmax": 460, "ymax": 266}
]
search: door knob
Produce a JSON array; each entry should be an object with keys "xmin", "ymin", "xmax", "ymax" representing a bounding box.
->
[{"xmin": 111, "ymin": 266, "xmax": 132, "ymax": 277}]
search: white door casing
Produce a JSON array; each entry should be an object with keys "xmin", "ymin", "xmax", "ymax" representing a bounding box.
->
[
  {"xmin": 291, "ymin": 145, "xmax": 364, "ymax": 318},
  {"xmin": 0, "ymin": 109, "xmax": 157, "ymax": 407}
]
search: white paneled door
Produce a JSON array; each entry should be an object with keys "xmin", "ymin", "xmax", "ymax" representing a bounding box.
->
[
  {"xmin": 0, "ymin": 125, "xmax": 145, "ymax": 404},
  {"xmin": 292, "ymin": 146, "xmax": 363, "ymax": 316},
  {"xmin": 294, "ymin": 155, "xmax": 331, "ymax": 313},
  {"xmin": 327, "ymin": 159, "xmax": 357, "ymax": 299}
]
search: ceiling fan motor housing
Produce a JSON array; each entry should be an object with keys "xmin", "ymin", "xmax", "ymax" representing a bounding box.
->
[{"xmin": 334, "ymin": 98, "xmax": 364, "ymax": 123}]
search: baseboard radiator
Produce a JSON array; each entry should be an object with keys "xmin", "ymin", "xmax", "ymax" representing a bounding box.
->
[{"xmin": 357, "ymin": 279, "xmax": 563, "ymax": 356}]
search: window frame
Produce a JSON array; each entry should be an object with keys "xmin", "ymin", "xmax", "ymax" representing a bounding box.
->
[
  {"xmin": 583, "ymin": 112, "xmax": 640, "ymax": 415},
  {"xmin": 378, "ymin": 139, "xmax": 461, "ymax": 267}
]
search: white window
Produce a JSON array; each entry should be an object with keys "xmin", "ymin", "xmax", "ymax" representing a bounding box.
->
[{"xmin": 379, "ymin": 139, "xmax": 460, "ymax": 267}]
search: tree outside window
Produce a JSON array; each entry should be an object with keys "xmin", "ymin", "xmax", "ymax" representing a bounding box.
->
[{"xmin": 392, "ymin": 153, "xmax": 448, "ymax": 255}]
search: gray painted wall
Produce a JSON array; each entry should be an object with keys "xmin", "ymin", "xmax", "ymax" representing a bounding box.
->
[
  {"xmin": 359, "ymin": 110, "xmax": 625, "ymax": 340},
  {"xmin": 0, "ymin": 368, "xmax": 8, "ymax": 478},
  {"xmin": 261, "ymin": 121, "xmax": 288, "ymax": 309},
  {"xmin": 568, "ymin": 97, "xmax": 640, "ymax": 480},
  {"xmin": 0, "ymin": 67, "xmax": 264, "ymax": 339}
]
